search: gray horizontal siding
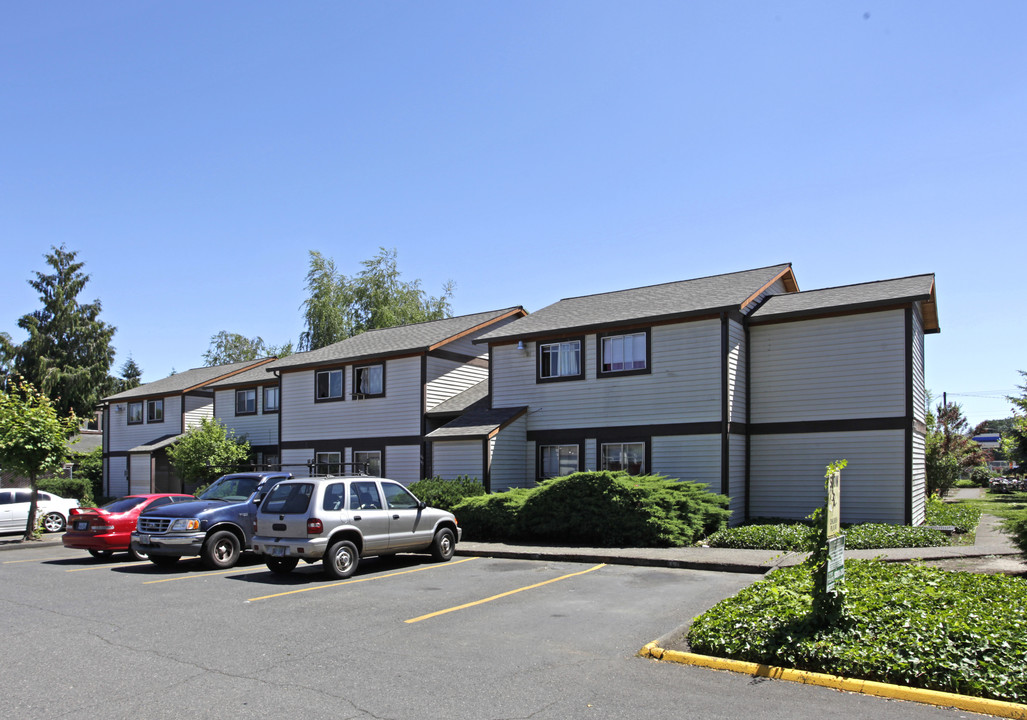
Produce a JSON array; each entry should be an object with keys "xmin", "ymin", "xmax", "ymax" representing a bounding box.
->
[
  {"xmin": 749, "ymin": 430, "xmax": 906, "ymax": 524},
  {"xmin": 425, "ymin": 359, "xmax": 488, "ymax": 411},
  {"xmin": 491, "ymin": 415, "xmax": 529, "ymax": 490},
  {"xmin": 749, "ymin": 310, "xmax": 906, "ymax": 423},
  {"xmin": 431, "ymin": 440, "xmax": 483, "ymax": 481}
]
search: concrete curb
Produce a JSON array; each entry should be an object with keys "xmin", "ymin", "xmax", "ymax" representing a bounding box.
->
[
  {"xmin": 0, "ymin": 537, "xmax": 64, "ymax": 552},
  {"xmin": 455, "ymin": 547, "xmax": 775, "ymax": 574},
  {"xmin": 638, "ymin": 642, "xmax": 1027, "ymax": 719}
]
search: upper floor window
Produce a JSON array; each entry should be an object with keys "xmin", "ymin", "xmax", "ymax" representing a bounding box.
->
[
  {"xmin": 538, "ymin": 338, "xmax": 583, "ymax": 382},
  {"xmin": 146, "ymin": 399, "xmax": 164, "ymax": 423},
  {"xmin": 353, "ymin": 364, "xmax": 384, "ymax": 397},
  {"xmin": 315, "ymin": 369, "xmax": 344, "ymax": 401},
  {"xmin": 263, "ymin": 386, "xmax": 279, "ymax": 413},
  {"xmin": 235, "ymin": 388, "xmax": 257, "ymax": 415},
  {"xmin": 127, "ymin": 401, "xmax": 143, "ymax": 425},
  {"xmin": 598, "ymin": 330, "xmax": 649, "ymax": 376}
]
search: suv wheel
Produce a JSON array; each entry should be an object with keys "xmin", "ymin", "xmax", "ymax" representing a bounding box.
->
[
  {"xmin": 323, "ymin": 539, "xmax": 359, "ymax": 579},
  {"xmin": 202, "ymin": 530, "xmax": 241, "ymax": 569},
  {"xmin": 430, "ymin": 527, "xmax": 456, "ymax": 562}
]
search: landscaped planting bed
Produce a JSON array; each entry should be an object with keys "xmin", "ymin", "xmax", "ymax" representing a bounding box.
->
[{"xmin": 687, "ymin": 560, "xmax": 1027, "ymax": 703}]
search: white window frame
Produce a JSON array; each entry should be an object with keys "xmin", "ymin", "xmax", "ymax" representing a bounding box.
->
[
  {"xmin": 315, "ymin": 369, "xmax": 344, "ymax": 401},
  {"xmin": 600, "ymin": 442, "xmax": 645, "ymax": 475},
  {"xmin": 538, "ymin": 338, "xmax": 582, "ymax": 381},
  {"xmin": 127, "ymin": 401, "xmax": 143, "ymax": 425},
  {"xmin": 314, "ymin": 452, "xmax": 342, "ymax": 475},
  {"xmin": 599, "ymin": 331, "xmax": 648, "ymax": 375},
  {"xmin": 539, "ymin": 444, "xmax": 579, "ymax": 479},
  {"xmin": 146, "ymin": 399, "xmax": 164, "ymax": 423},
  {"xmin": 235, "ymin": 388, "xmax": 257, "ymax": 415},
  {"xmin": 262, "ymin": 386, "xmax": 279, "ymax": 413},
  {"xmin": 353, "ymin": 450, "xmax": 382, "ymax": 477}
]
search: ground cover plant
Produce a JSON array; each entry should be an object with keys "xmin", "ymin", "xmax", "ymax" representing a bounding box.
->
[
  {"xmin": 702, "ymin": 496, "xmax": 982, "ymax": 551},
  {"xmin": 452, "ymin": 471, "xmax": 730, "ymax": 546},
  {"xmin": 687, "ymin": 560, "xmax": 1027, "ymax": 703}
]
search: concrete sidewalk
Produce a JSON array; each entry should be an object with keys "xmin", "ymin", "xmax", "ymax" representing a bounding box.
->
[{"xmin": 456, "ymin": 512, "xmax": 1023, "ymax": 574}]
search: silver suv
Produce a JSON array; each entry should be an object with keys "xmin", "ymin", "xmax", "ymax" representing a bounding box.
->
[{"xmin": 251, "ymin": 476, "xmax": 461, "ymax": 578}]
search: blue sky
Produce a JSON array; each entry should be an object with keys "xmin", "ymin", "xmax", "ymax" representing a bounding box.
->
[{"xmin": 2, "ymin": 2, "xmax": 1024, "ymax": 428}]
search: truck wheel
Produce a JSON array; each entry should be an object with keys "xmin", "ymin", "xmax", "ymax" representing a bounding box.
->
[
  {"xmin": 202, "ymin": 530, "xmax": 241, "ymax": 569},
  {"xmin": 430, "ymin": 528, "xmax": 455, "ymax": 562},
  {"xmin": 127, "ymin": 546, "xmax": 149, "ymax": 561},
  {"xmin": 265, "ymin": 557, "xmax": 299, "ymax": 574},
  {"xmin": 150, "ymin": 555, "xmax": 180, "ymax": 567},
  {"xmin": 323, "ymin": 539, "xmax": 359, "ymax": 579}
]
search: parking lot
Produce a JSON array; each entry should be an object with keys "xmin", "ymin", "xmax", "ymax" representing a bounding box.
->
[{"xmin": 2, "ymin": 542, "xmax": 977, "ymax": 720}]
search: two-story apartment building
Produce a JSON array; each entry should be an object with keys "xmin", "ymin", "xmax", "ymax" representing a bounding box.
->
[
  {"xmin": 99, "ymin": 359, "xmax": 276, "ymax": 495},
  {"xmin": 209, "ymin": 364, "xmax": 282, "ymax": 470},
  {"xmin": 266, "ymin": 308, "xmax": 525, "ymax": 481},
  {"xmin": 427, "ymin": 264, "xmax": 938, "ymax": 526}
]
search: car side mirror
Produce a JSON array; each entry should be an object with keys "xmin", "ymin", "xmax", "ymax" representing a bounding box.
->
[{"xmin": 418, "ymin": 501, "xmax": 426, "ymax": 510}]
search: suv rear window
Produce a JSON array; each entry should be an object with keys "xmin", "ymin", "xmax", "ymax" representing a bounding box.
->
[{"xmin": 262, "ymin": 483, "xmax": 314, "ymax": 514}]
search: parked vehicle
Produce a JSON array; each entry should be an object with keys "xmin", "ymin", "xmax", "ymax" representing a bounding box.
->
[
  {"xmin": 131, "ymin": 472, "xmax": 293, "ymax": 569},
  {"xmin": 0, "ymin": 489, "xmax": 79, "ymax": 533},
  {"xmin": 63, "ymin": 494, "xmax": 195, "ymax": 560},
  {"xmin": 251, "ymin": 476, "xmax": 460, "ymax": 578}
]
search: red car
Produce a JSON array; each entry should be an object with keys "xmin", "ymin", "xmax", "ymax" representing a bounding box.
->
[{"xmin": 63, "ymin": 494, "xmax": 195, "ymax": 560}]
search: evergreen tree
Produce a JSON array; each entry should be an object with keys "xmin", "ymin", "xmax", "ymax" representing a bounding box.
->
[
  {"xmin": 119, "ymin": 357, "xmax": 143, "ymax": 390},
  {"xmin": 12, "ymin": 246, "xmax": 116, "ymax": 417}
]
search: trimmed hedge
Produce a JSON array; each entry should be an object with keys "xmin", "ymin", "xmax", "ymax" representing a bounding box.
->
[
  {"xmin": 452, "ymin": 472, "xmax": 730, "ymax": 547},
  {"xmin": 38, "ymin": 476, "xmax": 94, "ymax": 506},
  {"xmin": 688, "ymin": 560, "xmax": 1027, "ymax": 704},
  {"xmin": 924, "ymin": 495, "xmax": 982, "ymax": 534},
  {"xmin": 407, "ymin": 476, "xmax": 486, "ymax": 512}
]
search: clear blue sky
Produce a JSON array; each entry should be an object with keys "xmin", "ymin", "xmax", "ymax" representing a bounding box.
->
[{"xmin": 2, "ymin": 2, "xmax": 1024, "ymax": 428}]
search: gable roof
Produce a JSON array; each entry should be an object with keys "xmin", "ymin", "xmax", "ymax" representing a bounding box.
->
[
  {"xmin": 425, "ymin": 404, "xmax": 528, "ymax": 440},
  {"xmin": 425, "ymin": 380, "xmax": 489, "ymax": 417},
  {"xmin": 749, "ymin": 274, "xmax": 939, "ymax": 332},
  {"xmin": 103, "ymin": 358, "xmax": 276, "ymax": 402},
  {"xmin": 475, "ymin": 264, "xmax": 797, "ymax": 344},
  {"xmin": 207, "ymin": 363, "xmax": 280, "ymax": 390},
  {"xmin": 267, "ymin": 308, "xmax": 525, "ymax": 372}
]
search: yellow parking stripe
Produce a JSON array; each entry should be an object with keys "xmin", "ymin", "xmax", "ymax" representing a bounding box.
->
[
  {"xmin": 247, "ymin": 556, "xmax": 478, "ymax": 602},
  {"xmin": 405, "ymin": 563, "xmax": 606, "ymax": 624}
]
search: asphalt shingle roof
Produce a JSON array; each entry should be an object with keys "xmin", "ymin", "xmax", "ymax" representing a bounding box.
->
[
  {"xmin": 425, "ymin": 381, "xmax": 489, "ymax": 417},
  {"xmin": 476, "ymin": 264, "xmax": 795, "ymax": 343},
  {"xmin": 103, "ymin": 359, "xmax": 276, "ymax": 402},
  {"xmin": 207, "ymin": 363, "xmax": 278, "ymax": 389},
  {"xmin": 425, "ymin": 404, "xmax": 528, "ymax": 440},
  {"xmin": 749, "ymin": 274, "xmax": 937, "ymax": 328},
  {"xmin": 267, "ymin": 308, "xmax": 523, "ymax": 372}
]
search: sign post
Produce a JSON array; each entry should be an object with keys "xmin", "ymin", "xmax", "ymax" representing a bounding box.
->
[{"xmin": 824, "ymin": 467, "xmax": 844, "ymax": 593}]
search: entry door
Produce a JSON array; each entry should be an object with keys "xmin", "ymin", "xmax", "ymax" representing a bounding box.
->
[{"xmin": 381, "ymin": 482, "xmax": 429, "ymax": 551}]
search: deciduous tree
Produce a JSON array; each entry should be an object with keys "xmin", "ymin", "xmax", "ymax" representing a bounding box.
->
[
  {"xmin": 166, "ymin": 418, "xmax": 250, "ymax": 488},
  {"xmin": 298, "ymin": 248, "xmax": 454, "ymax": 351},
  {"xmin": 0, "ymin": 381, "xmax": 78, "ymax": 540}
]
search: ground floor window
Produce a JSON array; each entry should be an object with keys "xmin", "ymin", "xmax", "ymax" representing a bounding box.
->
[
  {"xmin": 353, "ymin": 450, "xmax": 382, "ymax": 477},
  {"xmin": 314, "ymin": 452, "xmax": 342, "ymax": 475},
  {"xmin": 539, "ymin": 445, "xmax": 579, "ymax": 479},
  {"xmin": 601, "ymin": 442, "xmax": 645, "ymax": 475}
]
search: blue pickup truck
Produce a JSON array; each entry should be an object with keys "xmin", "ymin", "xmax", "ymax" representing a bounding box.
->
[{"xmin": 131, "ymin": 472, "xmax": 293, "ymax": 569}]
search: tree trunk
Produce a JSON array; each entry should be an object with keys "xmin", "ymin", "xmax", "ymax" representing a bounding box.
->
[{"xmin": 23, "ymin": 472, "xmax": 39, "ymax": 541}]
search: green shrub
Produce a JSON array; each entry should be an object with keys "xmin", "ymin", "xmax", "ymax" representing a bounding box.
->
[
  {"xmin": 38, "ymin": 476, "xmax": 94, "ymax": 507},
  {"xmin": 924, "ymin": 495, "xmax": 982, "ymax": 534},
  {"xmin": 705, "ymin": 522, "xmax": 816, "ymax": 551},
  {"xmin": 69, "ymin": 446, "xmax": 103, "ymax": 501},
  {"xmin": 518, "ymin": 472, "xmax": 730, "ymax": 547},
  {"xmin": 688, "ymin": 560, "xmax": 1027, "ymax": 703},
  {"xmin": 1004, "ymin": 510, "xmax": 1027, "ymax": 559},
  {"xmin": 843, "ymin": 523, "xmax": 948, "ymax": 549},
  {"xmin": 966, "ymin": 465, "xmax": 995, "ymax": 488},
  {"xmin": 452, "ymin": 490, "xmax": 532, "ymax": 542},
  {"xmin": 407, "ymin": 476, "xmax": 486, "ymax": 512}
]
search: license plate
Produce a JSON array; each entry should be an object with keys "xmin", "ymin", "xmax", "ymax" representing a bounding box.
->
[
  {"xmin": 74, "ymin": 521, "xmax": 89, "ymax": 531},
  {"xmin": 269, "ymin": 545, "xmax": 286, "ymax": 557},
  {"xmin": 138, "ymin": 534, "xmax": 150, "ymax": 544}
]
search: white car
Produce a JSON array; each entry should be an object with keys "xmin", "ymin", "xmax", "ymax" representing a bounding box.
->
[{"xmin": 0, "ymin": 489, "xmax": 80, "ymax": 533}]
